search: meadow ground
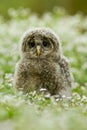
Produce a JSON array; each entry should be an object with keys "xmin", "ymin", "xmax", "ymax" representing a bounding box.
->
[{"xmin": 0, "ymin": 8, "xmax": 87, "ymax": 130}]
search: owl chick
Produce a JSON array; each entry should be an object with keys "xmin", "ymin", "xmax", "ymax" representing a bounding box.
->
[{"xmin": 14, "ymin": 28, "xmax": 73, "ymax": 97}]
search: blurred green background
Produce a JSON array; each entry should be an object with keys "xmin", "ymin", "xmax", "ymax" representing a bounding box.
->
[{"xmin": 0, "ymin": 0, "xmax": 87, "ymax": 18}]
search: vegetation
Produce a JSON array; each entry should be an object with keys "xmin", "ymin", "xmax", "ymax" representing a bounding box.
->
[{"xmin": 0, "ymin": 8, "xmax": 87, "ymax": 130}]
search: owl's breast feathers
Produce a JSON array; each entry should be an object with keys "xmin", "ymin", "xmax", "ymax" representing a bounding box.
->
[{"xmin": 15, "ymin": 56, "xmax": 73, "ymax": 96}]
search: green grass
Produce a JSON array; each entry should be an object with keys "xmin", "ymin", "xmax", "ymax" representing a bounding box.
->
[{"xmin": 0, "ymin": 8, "xmax": 87, "ymax": 130}]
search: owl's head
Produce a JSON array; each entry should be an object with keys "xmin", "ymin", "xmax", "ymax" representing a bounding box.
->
[{"xmin": 20, "ymin": 28, "xmax": 62, "ymax": 59}]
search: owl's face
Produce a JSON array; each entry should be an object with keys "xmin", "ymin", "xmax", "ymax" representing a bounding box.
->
[{"xmin": 21, "ymin": 28, "xmax": 61, "ymax": 59}]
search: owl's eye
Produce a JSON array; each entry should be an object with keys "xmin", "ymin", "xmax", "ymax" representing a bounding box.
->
[
  {"xmin": 28, "ymin": 41, "xmax": 35, "ymax": 48},
  {"xmin": 42, "ymin": 41, "xmax": 48, "ymax": 47}
]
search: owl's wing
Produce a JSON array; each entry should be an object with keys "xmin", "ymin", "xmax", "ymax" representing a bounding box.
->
[
  {"xmin": 14, "ymin": 61, "xmax": 28, "ymax": 91},
  {"xmin": 58, "ymin": 56, "xmax": 73, "ymax": 96}
]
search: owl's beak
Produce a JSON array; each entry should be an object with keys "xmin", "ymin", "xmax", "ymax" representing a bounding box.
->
[{"xmin": 36, "ymin": 45, "xmax": 41, "ymax": 56}]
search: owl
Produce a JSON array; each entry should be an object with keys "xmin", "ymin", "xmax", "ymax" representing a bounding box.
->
[{"xmin": 14, "ymin": 28, "xmax": 73, "ymax": 97}]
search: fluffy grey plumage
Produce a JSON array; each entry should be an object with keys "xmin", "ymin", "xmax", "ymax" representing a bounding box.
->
[{"xmin": 14, "ymin": 28, "xmax": 73, "ymax": 97}]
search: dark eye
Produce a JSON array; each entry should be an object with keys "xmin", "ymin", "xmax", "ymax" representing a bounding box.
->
[
  {"xmin": 42, "ymin": 41, "xmax": 48, "ymax": 47},
  {"xmin": 28, "ymin": 41, "xmax": 35, "ymax": 48}
]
